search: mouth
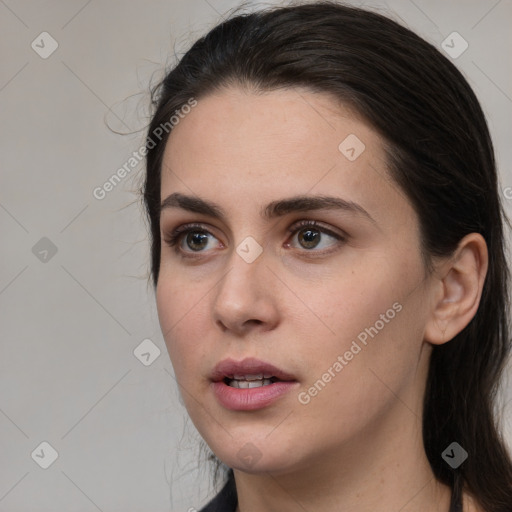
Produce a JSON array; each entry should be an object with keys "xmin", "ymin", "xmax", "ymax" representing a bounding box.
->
[
  {"xmin": 211, "ymin": 357, "xmax": 297, "ymax": 384},
  {"xmin": 210, "ymin": 357, "xmax": 299, "ymax": 411},
  {"xmin": 222, "ymin": 374, "xmax": 281, "ymax": 389}
]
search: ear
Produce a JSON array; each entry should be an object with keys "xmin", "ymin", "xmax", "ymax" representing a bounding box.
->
[{"xmin": 424, "ymin": 233, "xmax": 488, "ymax": 345}]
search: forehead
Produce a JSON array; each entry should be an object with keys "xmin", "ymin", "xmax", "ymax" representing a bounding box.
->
[
  {"xmin": 163, "ymin": 86, "xmax": 379, "ymax": 167},
  {"xmin": 160, "ymin": 86, "xmax": 411, "ymax": 225}
]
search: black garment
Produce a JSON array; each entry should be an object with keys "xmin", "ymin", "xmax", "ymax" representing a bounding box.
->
[
  {"xmin": 199, "ymin": 469, "xmax": 463, "ymax": 512},
  {"xmin": 199, "ymin": 470, "xmax": 237, "ymax": 512}
]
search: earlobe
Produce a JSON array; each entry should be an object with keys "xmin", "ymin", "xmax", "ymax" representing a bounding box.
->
[{"xmin": 424, "ymin": 233, "xmax": 488, "ymax": 346}]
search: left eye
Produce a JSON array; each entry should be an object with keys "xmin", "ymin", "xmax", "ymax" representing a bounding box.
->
[{"xmin": 287, "ymin": 221, "xmax": 344, "ymax": 251}]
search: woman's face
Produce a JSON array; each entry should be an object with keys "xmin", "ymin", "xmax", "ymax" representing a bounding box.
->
[{"xmin": 156, "ymin": 86, "xmax": 437, "ymax": 474}]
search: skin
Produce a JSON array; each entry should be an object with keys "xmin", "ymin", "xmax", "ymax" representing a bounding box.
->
[{"xmin": 156, "ymin": 86, "xmax": 488, "ymax": 512}]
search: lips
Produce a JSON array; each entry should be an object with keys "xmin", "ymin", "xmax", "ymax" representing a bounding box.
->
[{"xmin": 210, "ymin": 357, "xmax": 299, "ymax": 411}]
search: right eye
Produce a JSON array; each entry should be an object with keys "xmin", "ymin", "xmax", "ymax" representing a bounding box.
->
[{"xmin": 163, "ymin": 223, "xmax": 223, "ymax": 257}]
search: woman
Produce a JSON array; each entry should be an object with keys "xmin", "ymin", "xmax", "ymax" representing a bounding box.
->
[{"xmin": 142, "ymin": 2, "xmax": 512, "ymax": 511}]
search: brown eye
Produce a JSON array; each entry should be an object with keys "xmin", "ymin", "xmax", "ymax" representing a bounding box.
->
[
  {"xmin": 297, "ymin": 228, "xmax": 321, "ymax": 249},
  {"xmin": 163, "ymin": 223, "xmax": 221, "ymax": 256},
  {"xmin": 288, "ymin": 221, "xmax": 345, "ymax": 252},
  {"xmin": 185, "ymin": 231, "xmax": 210, "ymax": 251}
]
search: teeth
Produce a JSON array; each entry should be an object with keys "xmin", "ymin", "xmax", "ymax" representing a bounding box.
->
[
  {"xmin": 232, "ymin": 373, "xmax": 274, "ymax": 380},
  {"xmin": 228, "ymin": 378, "xmax": 273, "ymax": 388}
]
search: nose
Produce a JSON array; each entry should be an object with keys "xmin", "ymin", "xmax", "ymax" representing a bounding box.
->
[{"xmin": 212, "ymin": 247, "xmax": 279, "ymax": 336}]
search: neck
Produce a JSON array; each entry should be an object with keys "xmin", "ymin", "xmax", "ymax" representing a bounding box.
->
[{"xmin": 233, "ymin": 400, "xmax": 452, "ymax": 512}]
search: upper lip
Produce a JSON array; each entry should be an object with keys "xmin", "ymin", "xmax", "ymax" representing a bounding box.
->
[{"xmin": 210, "ymin": 357, "xmax": 297, "ymax": 382}]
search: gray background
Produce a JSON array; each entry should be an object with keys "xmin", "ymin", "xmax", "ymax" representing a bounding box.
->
[{"xmin": 1, "ymin": 1, "xmax": 511, "ymax": 511}]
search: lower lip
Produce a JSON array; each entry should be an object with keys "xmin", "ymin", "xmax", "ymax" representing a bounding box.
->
[{"xmin": 211, "ymin": 380, "xmax": 299, "ymax": 411}]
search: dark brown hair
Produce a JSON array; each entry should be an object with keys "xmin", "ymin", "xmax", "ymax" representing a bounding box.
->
[{"xmin": 142, "ymin": 2, "xmax": 512, "ymax": 509}]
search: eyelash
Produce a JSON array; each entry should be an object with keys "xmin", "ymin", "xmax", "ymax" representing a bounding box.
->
[{"xmin": 162, "ymin": 220, "xmax": 346, "ymax": 258}]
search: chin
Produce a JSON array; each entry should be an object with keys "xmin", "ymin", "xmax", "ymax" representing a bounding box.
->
[
  {"xmin": 229, "ymin": 456, "xmax": 297, "ymax": 475},
  {"xmin": 210, "ymin": 437, "xmax": 304, "ymax": 476}
]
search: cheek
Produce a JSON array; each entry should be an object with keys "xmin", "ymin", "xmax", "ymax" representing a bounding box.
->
[
  {"xmin": 294, "ymin": 304, "xmax": 426, "ymax": 446},
  {"xmin": 302, "ymin": 250, "xmax": 426, "ymax": 380},
  {"xmin": 311, "ymin": 263, "xmax": 403, "ymax": 342},
  {"xmin": 156, "ymin": 274, "xmax": 210, "ymax": 375}
]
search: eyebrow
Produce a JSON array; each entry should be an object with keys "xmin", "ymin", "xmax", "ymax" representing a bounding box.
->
[{"xmin": 160, "ymin": 192, "xmax": 376, "ymax": 225}]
